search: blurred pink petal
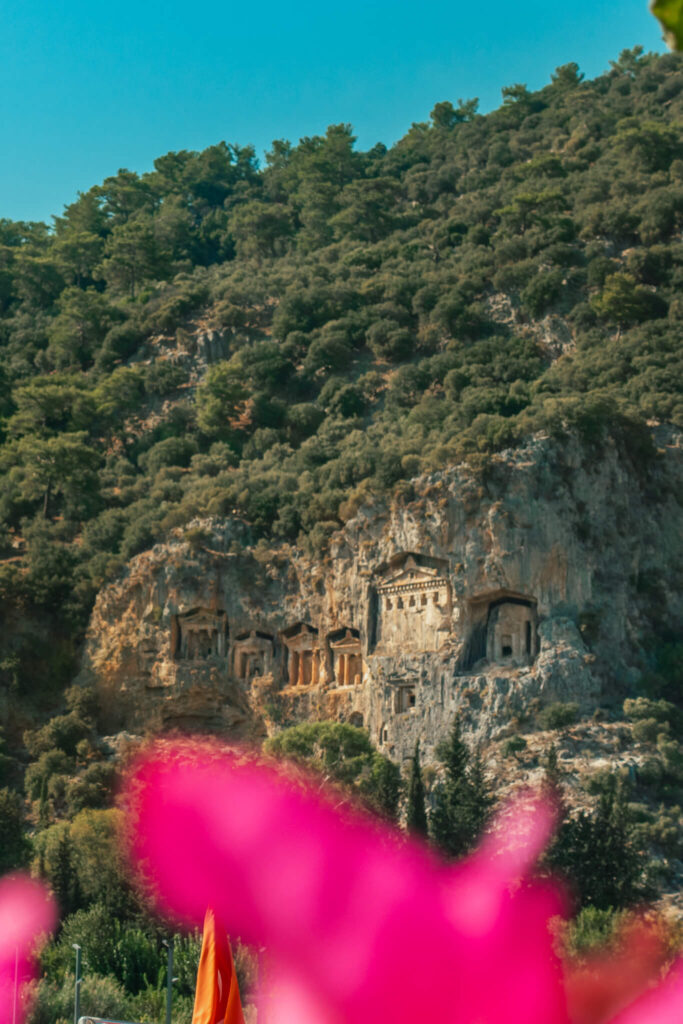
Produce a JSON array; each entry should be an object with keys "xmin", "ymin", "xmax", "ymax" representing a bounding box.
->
[
  {"xmin": 565, "ymin": 917, "xmax": 669, "ymax": 1024},
  {"xmin": 126, "ymin": 741, "xmax": 569, "ymax": 1024},
  {"xmin": 257, "ymin": 964, "xmax": 342, "ymax": 1024},
  {"xmin": 607, "ymin": 961, "xmax": 683, "ymax": 1024},
  {"xmin": 0, "ymin": 874, "xmax": 56, "ymax": 1023}
]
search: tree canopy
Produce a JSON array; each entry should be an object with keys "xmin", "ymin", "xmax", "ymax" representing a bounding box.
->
[{"xmin": 0, "ymin": 47, "xmax": 682, "ymax": 700}]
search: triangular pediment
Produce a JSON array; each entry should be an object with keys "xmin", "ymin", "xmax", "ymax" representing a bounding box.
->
[
  {"xmin": 379, "ymin": 566, "xmax": 442, "ymax": 589},
  {"xmin": 179, "ymin": 609, "xmax": 224, "ymax": 627},
  {"xmin": 281, "ymin": 621, "xmax": 318, "ymax": 640}
]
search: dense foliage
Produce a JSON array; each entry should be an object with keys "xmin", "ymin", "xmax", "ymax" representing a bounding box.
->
[{"xmin": 264, "ymin": 720, "xmax": 403, "ymax": 820}]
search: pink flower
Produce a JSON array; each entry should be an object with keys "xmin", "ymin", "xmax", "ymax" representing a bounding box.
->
[
  {"xmin": 124, "ymin": 741, "xmax": 682, "ymax": 1024},
  {"xmin": 0, "ymin": 875, "xmax": 55, "ymax": 1023}
]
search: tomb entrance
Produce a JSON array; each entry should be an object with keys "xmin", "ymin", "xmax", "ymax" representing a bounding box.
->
[
  {"xmin": 486, "ymin": 600, "xmax": 537, "ymax": 663},
  {"xmin": 460, "ymin": 590, "xmax": 537, "ymax": 670},
  {"xmin": 281, "ymin": 622, "xmax": 320, "ymax": 687},
  {"xmin": 328, "ymin": 627, "xmax": 362, "ymax": 686},
  {"xmin": 173, "ymin": 609, "xmax": 228, "ymax": 661},
  {"xmin": 232, "ymin": 630, "xmax": 274, "ymax": 681},
  {"xmin": 395, "ymin": 685, "xmax": 416, "ymax": 713}
]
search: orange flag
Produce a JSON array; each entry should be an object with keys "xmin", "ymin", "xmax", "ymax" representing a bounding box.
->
[{"xmin": 191, "ymin": 907, "xmax": 245, "ymax": 1024}]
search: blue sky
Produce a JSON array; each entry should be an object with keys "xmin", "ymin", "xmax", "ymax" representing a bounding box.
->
[{"xmin": 1, "ymin": 1, "xmax": 666, "ymax": 224}]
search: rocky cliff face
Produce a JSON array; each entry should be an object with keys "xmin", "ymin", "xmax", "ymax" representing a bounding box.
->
[{"xmin": 77, "ymin": 431, "xmax": 682, "ymax": 764}]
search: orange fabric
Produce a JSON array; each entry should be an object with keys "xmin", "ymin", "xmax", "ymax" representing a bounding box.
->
[{"xmin": 191, "ymin": 908, "xmax": 245, "ymax": 1024}]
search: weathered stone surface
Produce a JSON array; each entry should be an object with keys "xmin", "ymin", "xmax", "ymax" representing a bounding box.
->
[{"xmin": 77, "ymin": 434, "xmax": 683, "ymax": 763}]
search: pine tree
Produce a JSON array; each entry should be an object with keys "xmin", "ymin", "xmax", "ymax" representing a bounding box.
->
[
  {"xmin": 429, "ymin": 718, "xmax": 492, "ymax": 859},
  {"xmin": 406, "ymin": 740, "xmax": 428, "ymax": 837},
  {"xmin": 546, "ymin": 775, "xmax": 648, "ymax": 909},
  {"xmin": 38, "ymin": 774, "xmax": 50, "ymax": 827},
  {"xmin": 52, "ymin": 829, "xmax": 80, "ymax": 917},
  {"xmin": 465, "ymin": 749, "xmax": 493, "ymax": 837}
]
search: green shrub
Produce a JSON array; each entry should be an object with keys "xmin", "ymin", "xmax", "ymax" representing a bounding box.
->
[
  {"xmin": 623, "ymin": 697, "xmax": 680, "ymax": 734},
  {"xmin": 144, "ymin": 360, "xmax": 190, "ymax": 395},
  {"xmin": 631, "ymin": 717, "xmax": 667, "ymax": 745},
  {"xmin": 538, "ymin": 702, "xmax": 580, "ymax": 730},
  {"xmin": 25, "ymin": 749, "xmax": 73, "ymax": 800},
  {"xmin": 562, "ymin": 906, "xmax": 629, "ymax": 960},
  {"xmin": 503, "ymin": 735, "xmax": 527, "ymax": 757},
  {"xmin": 634, "ymin": 803, "xmax": 682, "ymax": 858},
  {"xmin": 520, "ymin": 268, "xmax": 564, "ymax": 317},
  {"xmin": 27, "ymin": 971, "xmax": 130, "ymax": 1024},
  {"xmin": 585, "ymin": 767, "xmax": 623, "ymax": 796},
  {"xmin": 24, "ymin": 713, "xmax": 91, "ymax": 758},
  {"xmin": 65, "ymin": 762, "xmax": 116, "ymax": 815}
]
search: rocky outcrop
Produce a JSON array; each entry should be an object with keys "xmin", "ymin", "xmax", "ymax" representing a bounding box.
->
[{"xmin": 77, "ymin": 433, "xmax": 683, "ymax": 763}]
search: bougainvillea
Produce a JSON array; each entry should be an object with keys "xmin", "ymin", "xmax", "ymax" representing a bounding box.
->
[{"xmin": 123, "ymin": 740, "xmax": 683, "ymax": 1024}]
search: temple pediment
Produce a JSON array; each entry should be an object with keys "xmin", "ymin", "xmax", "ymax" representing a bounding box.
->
[
  {"xmin": 179, "ymin": 609, "xmax": 226, "ymax": 630},
  {"xmin": 281, "ymin": 621, "xmax": 318, "ymax": 641},
  {"xmin": 378, "ymin": 566, "xmax": 442, "ymax": 591}
]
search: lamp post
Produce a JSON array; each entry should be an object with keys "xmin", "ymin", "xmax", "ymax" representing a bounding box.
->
[
  {"xmin": 12, "ymin": 947, "xmax": 18, "ymax": 1024},
  {"xmin": 162, "ymin": 938, "xmax": 175, "ymax": 1024},
  {"xmin": 72, "ymin": 944, "xmax": 81, "ymax": 1024}
]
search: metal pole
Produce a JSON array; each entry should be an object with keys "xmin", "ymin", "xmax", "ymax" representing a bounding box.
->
[
  {"xmin": 12, "ymin": 947, "xmax": 18, "ymax": 1024},
  {"xmin": 72, "ymin": 944, "xmax": 81, "ymax": 1024},
  {"xmin": 164, "ymin": 938, "xmax": 173, "ymax": 1024}
]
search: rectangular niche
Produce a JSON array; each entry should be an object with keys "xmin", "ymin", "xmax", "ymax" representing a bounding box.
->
[{"xmin": 395, "ymin": 685, "xmax": 416, "ymax": 713}]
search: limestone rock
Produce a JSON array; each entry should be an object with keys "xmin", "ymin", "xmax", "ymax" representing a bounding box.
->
[{"xmin": 76, "ymin": 434, "xmax": 683, "ymax": 764}]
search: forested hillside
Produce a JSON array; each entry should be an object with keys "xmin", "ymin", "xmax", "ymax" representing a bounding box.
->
[
  {"xmin": 1, "ymin": 45, "xmax": 682, "ymax": 703},
  {"xmin": 0, "ymin": 45, "xmax": 682, "ymax": 1023}
]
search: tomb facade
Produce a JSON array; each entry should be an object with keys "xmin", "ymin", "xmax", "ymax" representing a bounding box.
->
[
  {"xmin": 486, "ymin": 599, "xmax": 537, "ymax": 664},
  {"xmin": 172, "ymin": 609, "xmax": 228, "ymax": 660},
  {"xmin": 281, "ymin": 623, "xmax": 320, "ymax": 687},
  {"xmin": 232, "ymin": 630, "xmax": 274, "ymax": 681},
  {"xmin": 460, "ymin": 591, "xmax": 537, "ymax": 670},
  {"xmin": 373, "ymin": 554, "xmax": 451, "ymax": 653},
  {"xmin": 328, "ymin": 628, "xmax": 362, "ymax": 687}
]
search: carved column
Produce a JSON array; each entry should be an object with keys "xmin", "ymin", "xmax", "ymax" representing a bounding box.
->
[
  {"xmin": 289, "ymin": 651, "xmax": 298, "ymax": 687},
  {"xmin": 343, "ymin": 653, "xmax": 350, "ymax": 686},
  {"xmin": 297, "ymin": 650, "xmax": 305, "ymax": 687}
]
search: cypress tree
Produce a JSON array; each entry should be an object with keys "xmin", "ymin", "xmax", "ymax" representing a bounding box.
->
[
  {"xmin": 429, "ymin": 718, "xmax": 492, "ymax": 859},
  {"xmin": 52, "ymin": 829, "xmax": 80, "ymax": 917},
  {"xmin": 38, "ymin": 774, "xmax": 50, "ymax": 827},
  {"xmin": 406, "ymin": 740, "xmax": 429, "ymax": 837}
]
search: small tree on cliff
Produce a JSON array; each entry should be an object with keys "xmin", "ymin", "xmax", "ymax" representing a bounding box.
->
[
  {"xmin": 406, "ymin": 740, "xmax": 429, "ymax": 838},
  {"xmin": 429, "ymin": 718, "xmax": 493, "ymax": 858}
]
